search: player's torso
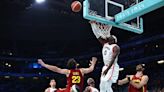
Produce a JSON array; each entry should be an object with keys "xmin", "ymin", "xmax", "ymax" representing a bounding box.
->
[
  {"xmin": 47, "ymin": 87, "xmax": 57, "ymax": 92},
  {"xmin": 102, "ymin": 43, "xmax": 118, "ymax": 65},
  {"xmin": 67, "ymin": 69, "xmax": 84, "ymax": 92},
  {"xmin": 89, "ymin": 86, "xmax": 99, "ymax": 92},
  {"xmin": 128, "ymin": 75, "xmax": 147, "ymax": 92}
]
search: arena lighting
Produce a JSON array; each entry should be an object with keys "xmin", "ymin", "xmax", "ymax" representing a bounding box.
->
[
  {"xmin": 19, "ymin": 76, "xmax": 24, "ymax": 79},
  {"xmin": 119, "ymin": 68, "xmax": 124, "ymax": 71},
  {"xmin": 142, "ymin": 64, "xmax": 145, "ymax": 66},
  {"xmin": 9, "ymin": 52, "xmax": 12, "ymax": 56},
  {"xmin": 5, "ymin": 63, "xmax": 8, "ymax": 66},
  {"xmin": 157, "ymin": 60, "xmax": 164, "ymax": 64},
  {"xmin": 31, "ymin": 63, "xmax": 42, "ymax": 69},
  {"xmin": 38, "ymin": 72, "xmax": 41, "ymax": 75},
  {"xmin": 46, "ymin": 77, "xmax": 50, "ymax": 79},
  {"xmin": 33, "ymin": 77, "xmax": 38, "ymax": 79},
  {"xmin": 36, "ymin": 0, "xmax": 45, "ymax": 4},
  {"xmin": 8, "ymin": 64, "xmax": 11, "ymax": 67},
  {"xmin": 4, "ymin": 76, "xmax": 10, "ymax": 79}
]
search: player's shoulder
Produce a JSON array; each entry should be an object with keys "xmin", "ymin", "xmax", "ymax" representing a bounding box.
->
[
  {"xmin": 79, "ymin": 68, "xmax": 83, "ymax": 72},
  {"xmin": 112, "ymin": 44, "xmax": 119, "ymax": 47},
  {"xmin": 45, "ymin": 87, "xmax": 50, "ymax": 92},
  {"xmin": 112, "ymin": 44, "xmax": 120, "ymax": 51},
  {"xmin": 128, "ymin": 75, "xmax": 134, "ymax": 79},
  {"xmin": 129, "ymin": 75, "xmax": 134, "ymax": 77},
  {"xmin": 71, "ymin": 68, "xmax": 82, "ymax": 72},
  {"xmin": 85, "ymin": 86, "xmax": 91, "ymax": 91},
  {"xmin": 142, "ymin": 75, "xmax": 149, "ymax": 79}
]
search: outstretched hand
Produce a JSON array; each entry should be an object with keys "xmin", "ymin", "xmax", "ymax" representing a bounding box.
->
[
  {"xmin": 37, "ymin": 59, "xmax": 45, "ymax": 66},
  {"xmin": 117, "ymin": 80, "xmax": 122, "ymax": 85},
  {"xmin": 90, "ymin": 57, "xmax": 97, "ymax": 65},
  {"xmin": 126, "ymin": 75, "xmax": 131, "ymax": 81}
]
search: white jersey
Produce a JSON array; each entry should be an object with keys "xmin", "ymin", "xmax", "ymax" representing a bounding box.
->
[
  {"xmin": 102, "ymin": 43, "xmax": 118, "ymax": 66},
  {"xmin": 89, "ymin": 86, "xmax": 99, "ymax": 92},
  {"xmin": 45, "ymin": 87, "xmax": 57, "ymax": 92}
]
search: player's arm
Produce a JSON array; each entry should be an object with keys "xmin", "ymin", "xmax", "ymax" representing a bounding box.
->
[
  {"xmin": 130, "ymin": 75, "xmax": 149, "ymax": 89},
  {"xmin": 81, "ymin": 57, "xmax": 97, "ymax": 74},
  {"xmin": 103, "ymin": 45, "xmax": 120, "ymax": 75},
  {"xmin": 38, "ymin": 59, "xmax": 69, "ymax": 75},
  {"xmin": 89, "ymin": 21, "xmax": 108, "ymax": 45},
  {"xmin": 118, "ymin": 75, "xmax": 133, "ymax": 85}
]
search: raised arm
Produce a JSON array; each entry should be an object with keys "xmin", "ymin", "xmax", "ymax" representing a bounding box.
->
[
  {"xmin": 130, "ymin": 75, "xmax": 149, "ymax": 89},
  {"xmin": 118, "ymin": 75, "xmax": 133, "ymax": 85},
  {"xmin": 38, "ymin": 59, "xmax": 69, "ymax": 75},
  {"xmin": 81, "ymin": 57, "xmax": 97, "ymax": 74},
  {"xmin": 118, "ymin": 78, "xmax": 129, "ymax": 85},
  {"xmin": 103, "ymin": 45, "xmax": 120, "ymax": 75}
]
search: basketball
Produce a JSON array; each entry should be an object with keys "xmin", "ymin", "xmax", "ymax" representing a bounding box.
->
[{"xmin": 71, "ymin": 1, "xmax": 82, "ymax": 12}]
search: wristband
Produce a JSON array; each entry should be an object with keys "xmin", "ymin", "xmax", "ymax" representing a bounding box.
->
[{"xmin": 128, "ymin": 77, "xmax": 131, "ymax": 82}]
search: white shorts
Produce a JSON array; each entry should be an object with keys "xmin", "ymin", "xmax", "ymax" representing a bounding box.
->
[{"xmin": 101, "ymin": 64, "xmax": 119, "ymax": 83}]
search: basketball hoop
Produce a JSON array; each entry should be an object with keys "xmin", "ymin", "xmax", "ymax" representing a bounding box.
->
[{"xmin": 90, "ymin": 21, "xmax": 112, "ymax": 39}]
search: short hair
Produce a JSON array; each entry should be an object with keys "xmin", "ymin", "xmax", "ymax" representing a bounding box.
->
[
  {"xmin": 136, "ymin": 64, "xmax": 145, "ymax": 71},
  {"xmin": 67, "ymin": 58, "xmax": 77, "ymax": 69},
  {"xmin": 50, "ymin": 79, "xmax": 55, "ymax": 82},
  {"xmin": 87, "ymin": 78, "xmax": 95, "ymax": 85}
]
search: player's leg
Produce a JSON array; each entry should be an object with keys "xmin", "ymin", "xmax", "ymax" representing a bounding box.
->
[
  {"xmin": 111, "ymin": 65, "xmax": 120, "ymax": 83},
  {"xmin": 99, "ymin": 79, "xmax": 105, "ymax": 92},
  {"xmin": 106, "ymin": 65, "xmax": 120, "ymax": 92},
  {"xmin": 101, "ymin": 65, "xmax": 117, "ymax": 92},
  {"xmin": 106, "ymin": 80, "xmax": 113, "ymax": 92},
  {"xmin": 100, "ymin": 66, "xmax": 107, "ymax": 92},
  {"xmin": 101, "ymin": 65, "xmax": 114, "ymax": 81},
  {"xmin": 103, "ymin": 68, "xmax": 113, "ymax": 92},
  {"xmin": 100, "ymin": 79, "xmax": 113, "ymax": 92}
]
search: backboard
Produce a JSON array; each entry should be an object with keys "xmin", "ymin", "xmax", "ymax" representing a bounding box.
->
[{"xmin": 83, "ymin": 0, "xmax": 164, "ymax": 34}]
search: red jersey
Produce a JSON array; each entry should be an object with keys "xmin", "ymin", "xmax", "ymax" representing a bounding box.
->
[
  {"xmin": 66, "ymin": 69, "xmax": 84, "ymax": 92},
  {"xmin": 128, "ymin": 75, "xmax": 147, "ymax": 92}
]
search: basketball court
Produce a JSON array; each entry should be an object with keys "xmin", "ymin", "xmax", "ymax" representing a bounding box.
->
[{"xmin": 0, "ymin": 0, "xmax": 164, "ymax": 92}]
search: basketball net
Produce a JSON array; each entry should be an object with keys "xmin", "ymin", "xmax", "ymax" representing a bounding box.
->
[{"xmin": 95, "ymin": 22, "xmax": 112, "ymax": 39}]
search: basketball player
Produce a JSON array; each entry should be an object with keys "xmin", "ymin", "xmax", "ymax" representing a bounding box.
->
[
  {"xmin": 89, "ymin": 21, "xmax": 120, "ymax": 92},
  {"xmin": 118, "ymin": 64, "xmax": 149, "ymax": 92},
  {"xmin": 84, "ymin": 78, "xmax": 99, "ymax": 92},
  {"xmin": 38, "ymin": 57, "xmax": 97, "ymax": 92},
  {"xmin": 45, "ymin": 79, "xmax": 57, "ymax": 92}
]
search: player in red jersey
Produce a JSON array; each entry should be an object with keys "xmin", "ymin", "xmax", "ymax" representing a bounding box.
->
[
  {"xmin": 38, "ymin": 57, "xmax": 97, "ymax": 92},
  {"xmin": 118, "ymin": 64, "xmax": 149, "ymax": 92}
]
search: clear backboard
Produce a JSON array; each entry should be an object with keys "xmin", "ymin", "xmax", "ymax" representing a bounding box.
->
[{"xmin": 83, "ymin": 0, "xmax": 164, "ymax": 34}]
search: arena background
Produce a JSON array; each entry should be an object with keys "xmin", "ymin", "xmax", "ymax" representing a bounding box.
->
[{"xmin": 0, "ymin": 0, "xmax": 163, "ymax": 92}]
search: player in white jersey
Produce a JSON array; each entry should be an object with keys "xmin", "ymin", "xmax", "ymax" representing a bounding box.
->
[
  {"xmin": 89, "ymin": 21, "xmax": 120, "ymax": 92},
  {"xmin": 45, "ymin": 79, "xmax": 57, "ymax": 92},
  {"xmin": 84, "ymin": 78, "xmax": 99, "ymax": 92}
]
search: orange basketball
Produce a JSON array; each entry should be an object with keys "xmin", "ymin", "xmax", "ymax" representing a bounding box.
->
[{"xmin": 71, "ymin": 1, "xmax": 82, "ymax": 12}]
